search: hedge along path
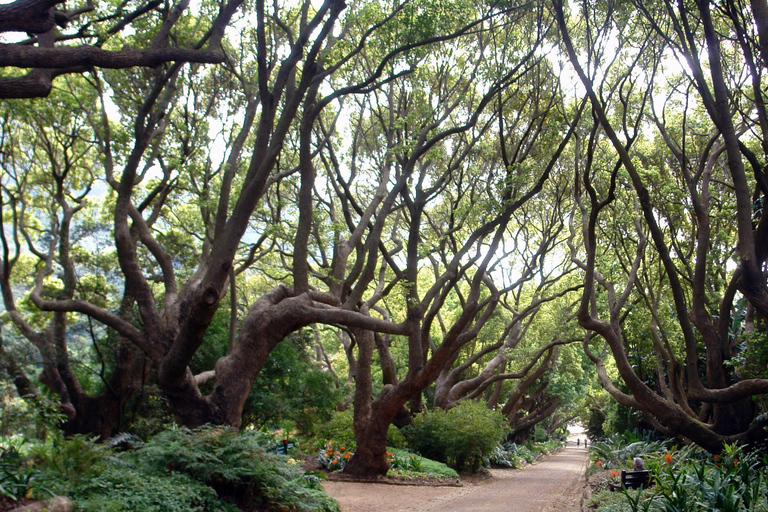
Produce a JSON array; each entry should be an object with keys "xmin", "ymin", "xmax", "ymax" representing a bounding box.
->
[{"xmin": 322, "ymin": 442, "xmax": 589, "ymax": 512}]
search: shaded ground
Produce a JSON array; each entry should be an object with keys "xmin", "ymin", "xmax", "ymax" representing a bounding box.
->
[{"xmin": 322, "ymin": 442, "xmax": 588, "ymax": 512}]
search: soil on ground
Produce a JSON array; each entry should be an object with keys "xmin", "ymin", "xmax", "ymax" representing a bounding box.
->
[{"xmin": 322, "ymin": 442, "xmax": 589, "ymax": 512}]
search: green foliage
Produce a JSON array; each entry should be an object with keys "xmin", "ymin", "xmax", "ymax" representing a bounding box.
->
[
  {"xmin": 244, "ymin": 334, "xmax": 342, "ymax": 436},
  {"xmin": 0, "ymin": 441, "xmax": 51, "ymax": 501},
  {"xmin": 587, "ymin": 406, "xmax": 607, "ymax": 440},
  {"xmin": 386, "ymin": 448, "xmax": 423, "ymax": 472},
  {"xmin": 27, "ymin": 433, "xmax": 222, "ymax": 511},
  {"xmin": 11, "ymin": 427, "xmax": 339, "ymax": 512},
  {"xmin": 72, "ymin": 466, "xmax": 225, "ymax": 512},
  {"xmin": 588, "ymin": 489, "xmax": 639, "ymax": 512},
  {"xmin": 489, "ymin": 441, "xmax": 544, "ymax": 468},
  {"xmin": 316, "ymin": 410, "xmax": 356, "ymax": 449},
  {"xmin": 136, "ymin": 426, "xmax": 339, "ymax": 512},
  {"xmin": 587, "ymin": 440, "xmax": 768, "ymax": 512},
  {"xmin": 589, "ymin": 433, "xmax": 670, "ymax": 471},
  {"xmin": 403, "ymin": 400, "xmax": 509, "ymax": 473},
  {"xmin": 405, "ymin": 454, "xmax": 458, "ymax": 478},
  {"xmin": 0, "ymin": 392, "xmax": 67, "ymax": 441},
  {"xmin": 316, "ymin": 409, "xmax": 407, "ymax": 450},
  {"xmin": 192, "ymin": 325, "xmax": 343, "ymax": 438}
]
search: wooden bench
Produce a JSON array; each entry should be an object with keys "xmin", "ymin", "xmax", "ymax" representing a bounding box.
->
[{"xmin": 609, "ymin": 470, "xmax": 652, "ymax": 491}]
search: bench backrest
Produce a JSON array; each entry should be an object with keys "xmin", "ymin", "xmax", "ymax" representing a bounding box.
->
[{"xmin": 621, "ymin": 470, "xmax": 650, "ymax": 489}]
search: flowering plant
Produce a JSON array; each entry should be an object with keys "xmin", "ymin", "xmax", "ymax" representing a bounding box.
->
[
  {"xmin": 318, "ymin": 440, "xmax": 354, "ymax": 471},
  {"xmin": 387, "ymin": 450, "xmax": 422, "ymax": 471}
]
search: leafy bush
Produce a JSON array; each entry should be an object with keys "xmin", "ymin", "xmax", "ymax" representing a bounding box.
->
[
  {"xmin": 19, "ymin": 427, "xmax": 338, "ymax": 512},
  {"xmin": 489, "ymin": 442, "xmax": 532, "ymax": 468},
  {"xmin": 403, "ymin": 400, "xmax": 508, "ymax": 473},
  {"xmin": 72, "ymin": 465, "xmax": 225, "ymax": 512},
  {"xmin": 316, "ymin": 409, "xmax": 407, "ymax": 451},
  {"xmin": 316, "ymin": 410, "xmax": 356, "ymax": 449},
  {"xmin": 241, "ymin": 331, "xmax": 343, "ymax": 436},
  {"xmin": 136, "ymin": 426, "xmax": 339, "ymax": 512},
  {"xmin": 0, "ymin": 442, "xmax": 51, "ymax": 501},
  {"xmin": 386, "ymin": 448, "xmax": 423, "ymax": 472},
  {"xmin": 489, "ymin": 444, "xmax": 519, "ymax": 468},
  {"xmin": 589, "ymin": 433, "xmax": 670, "ymax": 471}
]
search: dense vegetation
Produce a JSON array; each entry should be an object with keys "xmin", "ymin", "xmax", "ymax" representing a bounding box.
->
[{"xmin": 586, "ymin": 435, "xmax": 768, "ymax": 512}]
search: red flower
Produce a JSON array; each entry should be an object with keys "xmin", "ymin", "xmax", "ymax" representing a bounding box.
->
[{"xmin": 734, "ymin": 459, "xmax": 738, "ymax": 467}]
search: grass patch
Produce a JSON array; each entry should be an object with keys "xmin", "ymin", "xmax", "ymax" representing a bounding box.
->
[{"xmin": 386, "ymin": 448, "xmax": 459, "ymax": 479}]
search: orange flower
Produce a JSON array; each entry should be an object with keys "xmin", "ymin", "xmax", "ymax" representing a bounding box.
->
[
  {"xmin": 664, "ymin": 453, "xmax": 672, "ymax": 465},
  {"xmin": 611, "ymin": 471, "xmax": 619, "ymax": 478},
  {"xmin": 596, "ymin": 460, "xmax": 602, "ymax": 466}
]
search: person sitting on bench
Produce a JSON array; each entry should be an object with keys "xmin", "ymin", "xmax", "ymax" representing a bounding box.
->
[{"xmin": 609, "ymin": 457, "xmax": 652, "ymax": 491}]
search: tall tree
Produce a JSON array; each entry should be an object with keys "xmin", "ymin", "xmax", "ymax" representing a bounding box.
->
[
  {"xmin": 316, "ymin": 2, "xmax": 587, "ymax": 475},
  {"xmin": 554, "ymin": 0, "xmax": 768, "ymax": 451}
]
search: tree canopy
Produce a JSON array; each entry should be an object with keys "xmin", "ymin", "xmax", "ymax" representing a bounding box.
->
[{"xmin": 3, "ymin": 0, "xmax": 768, "ymax": 478}]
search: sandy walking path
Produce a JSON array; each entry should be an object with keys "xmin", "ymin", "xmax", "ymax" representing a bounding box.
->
[{"xmin": 322, "ymin": 442, "xmax": 589, "ymax": 512}]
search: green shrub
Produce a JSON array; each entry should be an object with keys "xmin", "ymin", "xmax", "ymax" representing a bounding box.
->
[
  {"xmin": 22, "ymin": 427, "xmax": 339, "ymax": 512},
  {"xmin": 403, "ymin": 400, "xmax": 508, "ymax": 473},
  {"xmin": 137, "ymin": 426, "xmax": 339, "ymax": 512},
  {"xmin": 489, "ymin": 443, "xmax": 519, "ymax": 468},
  {"xmin": 490, "ymin": 442, "xmax": 544, "ymax": 468},
  {"xmin": 587, "ymin": 489, "xmax": 635, "ymax": 512},
  {"xmin": 0, "ymin": 441, "xmax": 51, "ymax": 501},
  {"xmin": 386, "ymin": 448, "xmax": 423, "ymax": 472},
  {"xmin": 316, "ymin": 409, "xmax": 408, "ymax": 450},
  {"xmin": 72, "ymin": 465, "xmax": 226, "ymax": 512},
  {"xmin": 316, "ymin": 410, "xmax": 356, "ymax": 449}
]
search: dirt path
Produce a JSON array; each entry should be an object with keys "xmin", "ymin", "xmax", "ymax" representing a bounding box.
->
[{"xmin": 322, "ymin": 443, "xmax": 589, "ymax": 512}]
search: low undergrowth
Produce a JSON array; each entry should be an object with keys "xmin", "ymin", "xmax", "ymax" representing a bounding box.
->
[
  {"xmin": 586, "ymin": 439, "xmax": 768, "ymax": 512},
  {"xmin": 1, "ymin": 426, "xmax": 339, "ymax": 512},
  {"xmin": 490, "ymin": 440, "xmax": 564, "ymax": 469}
]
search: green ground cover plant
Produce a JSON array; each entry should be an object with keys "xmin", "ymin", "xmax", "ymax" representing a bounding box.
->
[{"xmin": 3, "ymin": 426, "xmax": 339, "ymax": 512}]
